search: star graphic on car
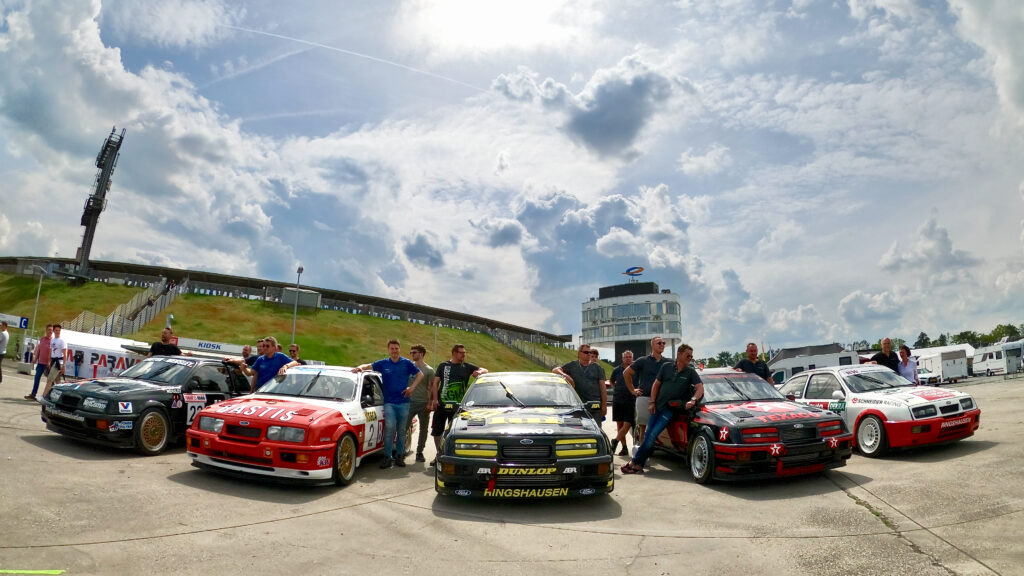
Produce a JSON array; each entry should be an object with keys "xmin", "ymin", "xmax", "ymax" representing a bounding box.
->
[
  {"xmin": 828, "ymin": 437, "xmax": 839, "ymax": 449},
  {"xmin": 719, "ymin": 428, "xmax": 729, "ymax": 441},
  {"xmin": 769, "ymin": 443, "xmax": 782, "ymax": 456}
]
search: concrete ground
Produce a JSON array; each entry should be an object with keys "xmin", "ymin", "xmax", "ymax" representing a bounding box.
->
[{"xmin": 1, "ymin": 367, "xmax": 1021, "ymax": 576}]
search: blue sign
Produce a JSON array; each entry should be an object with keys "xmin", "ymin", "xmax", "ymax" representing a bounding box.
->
[
  {"xmin": 20, "ymin": 317, "xmax": 28, "ymax": 329},
  {"xmin": 0, "ymin": 313, "xmax": 30, "ymax": 329},
  {"xmin": 623, "ymin": 266, "xmax": 644, "ymax": 276}
]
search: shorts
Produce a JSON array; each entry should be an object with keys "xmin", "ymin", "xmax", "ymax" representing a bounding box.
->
[
  {"xmin": 635, "ymin": 396, "xmax": 652, "ymax": 426},
  {"xmin": 431, "ymin": 407, "xmax": 455, "ymax": 436},
  {"xmin": 612, "ymin": 401, "xmax": 636, "ymax": 425},
  {"xmin": 47, "ymin": 359, "xmax": 63, "ymax": 383}
]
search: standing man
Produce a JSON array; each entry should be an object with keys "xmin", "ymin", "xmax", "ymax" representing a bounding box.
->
[
  {"xmin": 871, "ymin": 338, "xmax": 900, "ymax": 373},
  {"xmin": 43, "ymin": 324, "xmax": 67, "ymax": 397},
  {"xmin": 623, "ymin": 336, "xmax": 670, "ymax": 448},
  {"xmin": 148, "ymin": 327, "xmax": 182, "ymax": 357},
  {"xmin": 0, "ymin": 321, "xmax": 8, "ymax": 384},
  {"xmin": 734, "ymin": 342, "xmax": 771, "ymax": 382},
  {"xmin": 288, "ymin": 343, "xmax": 308, "ymax": 365},
  {"xmin": 26, "ymin": 324, "xmax": 53, "ymax": 401},
  {"xmin": 621, "ymin": 344, "xmax": 704, "ymax": 475},
  {"xmin": 405, "ymin": 344, "xmax": 435, "ymax": 463},
  {"xmin": 428, "ymin": 344, "xmax": 487, "ymax": 466},
  {"xmin": 354, "ymin": 339, "xmax": 423, "ymax": 469},
  {"xmin": 250, "ymin": 336, "xmax": 299, "ymax": 392},
  {"xmin": 553, "ymin": 344, "xmax": 606, "ymax": 423},
  {"xmin": 610, "ymin": 350, "xmax": 635, "ymax": 457}
]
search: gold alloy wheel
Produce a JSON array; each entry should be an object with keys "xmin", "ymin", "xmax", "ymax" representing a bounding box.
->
[
  {"xmin": 135, "ymin": 410, "xmax": 169, "ymax": 455},
  {"xmin": 334, "ymin": 435, "xmax": 357, "ymax": 485}
]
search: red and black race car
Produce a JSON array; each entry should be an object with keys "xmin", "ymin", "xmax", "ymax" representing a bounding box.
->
[{"xmin": 652, "ymin": 369, "xmax": 854, "ymax": 484}]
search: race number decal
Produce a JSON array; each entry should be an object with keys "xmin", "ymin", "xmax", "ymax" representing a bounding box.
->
[
  {"xmin": 184, "ymin": 393, "xmax": 208, "ymax": 425},
  {"xmin": 363, "ymin": 408, "xmax": 383, "ymax": 451}
]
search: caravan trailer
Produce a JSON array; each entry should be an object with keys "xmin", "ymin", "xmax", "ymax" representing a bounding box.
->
[
  {"xmin": 917, "ymin": 350, "xmax": 968, "ymax": 383},
  {"xmin": 768, "ymin": 344, "xmax": 861, "ymax": 385},
  {"xmin": 973, "ymin": 341, "xmax": 1024, "ymax": 377}
]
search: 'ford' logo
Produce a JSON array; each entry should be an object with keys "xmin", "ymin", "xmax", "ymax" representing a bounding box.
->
[
  {"xmin": 454, "ymin": 489, "xmax": 472, "ymax": 497},
  {"xmin": 520, "ymin": 438, "xmax": 534, "ymax": 445},
  {"xmin": 793, "ymin": 423, "xmax": 803, "ymax": 428},
  {"xmin": 579, "ymin": 488, "xmax": 596, "ymax": 496},
  {"xmin": 239, "ymin": 421, "xmax": 250, "ymax": 426}
]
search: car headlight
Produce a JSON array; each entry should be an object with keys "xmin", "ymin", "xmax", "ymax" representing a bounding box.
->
[
  {"xmin": 960, "ymin": 398, "xmax": 974, "ymax": 410},
  {"xmin": 266, "ymin": 425, "xmax": 305, "ymax": 443},
  {"xmin": 453, "ymin": 439, "xmax": 498, "ymax": 457},
  {"xmin": 82, "ymin": 397, "xmax": 108, "ymax": 411},
  {"xmin": 555, "ymin": 438, "xmax": 598, "ymax": 457},
  {"xmin": 912, "ymin": 405, "xmax": 937, "ymax": 419},
  {"xmin": 198, "ymin": 416, "xmax": 224, "ymax": 433},
  {"xmin": 50, "ymin": 389, "xmax": 63, "ymax": 402}
]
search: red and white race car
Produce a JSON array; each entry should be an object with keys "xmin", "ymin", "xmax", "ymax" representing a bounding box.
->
[
  {"xmin": 778, "ymin": 365, "xmax": 981, "ymax": 457},
  {"xmin": 186, "ymin": 365, "xmax": 389, "ymax": 485}
]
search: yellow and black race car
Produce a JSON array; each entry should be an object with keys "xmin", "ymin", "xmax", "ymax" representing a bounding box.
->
[{"xmin": 435, "ymin": 372, "xmax": 614, "ymax": 498}]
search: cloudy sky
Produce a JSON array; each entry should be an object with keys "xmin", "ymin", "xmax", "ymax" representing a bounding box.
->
[{"xmin": 1, "ymin": 0, "xmax": 1022, "ymax": 354}]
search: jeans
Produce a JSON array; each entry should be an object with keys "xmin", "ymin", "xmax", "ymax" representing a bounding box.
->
[
  {"xmin": 31, "ymin": 363, "xmax": 46, "ymax": 396},
  {"xmin": 383, "ymin": 402, "xmax": 411, "ymax": 459},
  {"xmin": 632, "ymin": 407, "xmax": 675, "ymax": 467}
]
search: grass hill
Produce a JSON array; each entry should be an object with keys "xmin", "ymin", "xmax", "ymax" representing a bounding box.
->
[{"xmin": 0, "ymin": 272, "xmax": 587, "ymax": 372}]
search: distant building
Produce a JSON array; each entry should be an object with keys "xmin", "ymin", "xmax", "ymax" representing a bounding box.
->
[{"xmin": 581, "ymin": 281, "xmax": 682, "ymax": 360}]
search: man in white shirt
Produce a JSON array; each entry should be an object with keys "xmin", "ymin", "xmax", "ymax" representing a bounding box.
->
[
  {"xmin": 43, "ymin": 324, "xmax": 67, "ymax": 397},
  {"xmin": 0, "ymin": 321, "xmax": 9, "ymax": 384}
]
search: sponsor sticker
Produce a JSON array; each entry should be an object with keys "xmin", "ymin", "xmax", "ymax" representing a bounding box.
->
[
  {"xmin": 483, "ymin": 488, "xmax": 569, "ymax": 498},
  {"xmin": 828, "ymin": 401, "xmax": 846, "ymax": 412},
  {"xmin": 183, "ymin": 394, "xmax": 207, "ymax": 402},
  {"xmin": 497, "ymin": 467, "xmax": 557, "ymax": 476},
  {"xmin": 317, "ymin": 456, "xmax": 330, "ymax": 467},
  {"xmin": 118, "ymin": 402, "xmax": 133, "ymax": 413},
  {"xmin": 940, "ymin": 417, "xmax": 970, "ymax": 429},
  {"xmin": 46, "ymin": 407, "xmax": 85, "ymax": 422},
  {"xmin": 109, "ymin": 422, "xmax": 119, "ymax": 431},
  {"xmin": 108, "ymin": 421, "xmax": 133, "ymax": 431}
]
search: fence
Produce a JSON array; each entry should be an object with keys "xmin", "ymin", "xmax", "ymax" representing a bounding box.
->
[{"xmin": 64, "ymin": 279, "xmax": 186, "ymax": 337}]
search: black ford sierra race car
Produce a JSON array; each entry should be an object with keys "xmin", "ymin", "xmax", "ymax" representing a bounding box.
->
[
  {"xmin": 435, "ymin": 372, "xmax": 614, "ymax": 498},
  {"xmin": 40, "ymin": 355, "xmax": 250, "ymax": 455},
  {"xmin": 653, "ymin": 369, "xmax": 855, "ymax": 483}
]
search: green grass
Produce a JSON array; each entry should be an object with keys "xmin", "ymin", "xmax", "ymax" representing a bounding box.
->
[{"xmin": 0, "ymin": 272, "xmax": 554, "ymax": 371}]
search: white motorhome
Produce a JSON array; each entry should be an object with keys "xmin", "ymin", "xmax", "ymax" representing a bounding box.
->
[
  {"xmin": 768, "ymin": 343, "xmax": 861, "ymax": 385},
  {"xmin": 24, "ymin": 329, "xmax": 147, "ymax": 380},
  {"xmin": 973, "ymin": 341, "xmax": 1023, "ymax": 377},
  {"xmin": 916, "ymin": 349, "xmax": 968, "ymax": 383}
]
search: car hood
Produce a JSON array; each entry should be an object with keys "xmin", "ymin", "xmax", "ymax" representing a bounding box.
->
[
  {"xmin": 851, "ymin": 386, "xmax": 967, "ymax": 407},
  {"xmin": 205, "ymin": 395, "xmax": 350, "ymax": 424},
  {"xmin": 54, "ymin": 378, "xmax": 178, "ymax": 397},
  {"xmin": 704, "ymin": 401, "xmax": 836, "ymax": 426},
  {"xmin": 451, "ymin": 406, "xmax": 599, "ymax": 436}
]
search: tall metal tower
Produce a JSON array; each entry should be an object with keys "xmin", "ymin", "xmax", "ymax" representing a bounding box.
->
[{"xmin": 76, "ymin": 126, "xmax": 126, "ymax": 276}]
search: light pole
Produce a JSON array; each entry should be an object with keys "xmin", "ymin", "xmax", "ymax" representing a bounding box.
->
[
  {"xmin": 30, "ymin": 265, "xmax": 46, "ymax": 338},
  {"xmin": 291, "ymin": 266, "xmax": 304, "ymax": 345}
]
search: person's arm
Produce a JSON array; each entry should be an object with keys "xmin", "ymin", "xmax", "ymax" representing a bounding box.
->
[
  {"xmin": 428, "ymin": 375, "xmax": 441, "ymax": 410},
  {"xmin": 552, "ymin": 364, "xmax": 574, "ymax": 386},
  {"xmin": 649, "ymin": 379, "xmax": 661, "ymax": 413},
  {"xmin": 687, "ymin": 381, "xmax": 705, "ymax": 410},
  {"xmin": 600, "ymin": 376, "xmax": 608, "ymax": 414},
  {"xmin": 472, "ymin": 367, "xmax": 488, "ymax": 377},
  {"xmin": 352, "ymin": 362, "xmax": 373, "ymax": 373},
  {"xmin": 250, "ymin": 373, "xmax": 258, "ymax": 393},
  {"xmin": 277, "ymin": 360, "xmax": 300, "ymax": 375},
  {"xmin": 405, "ymin": 371, "xmax": 424, "ymax": 398},
  {"xmin": 624, "ymin": 365, "xmax": 641, "ymax": 396}
]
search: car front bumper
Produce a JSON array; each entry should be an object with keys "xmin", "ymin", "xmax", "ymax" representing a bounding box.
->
[
  {"xmin": 40, "ymin": 402, "xmax": 137, "ymax": 448},
  {"xmin": 710, "ymin": 434, "xmax": 854, "ymax": 481},
  {"xmin": 186, "ymin": 430, "xmax": 336, "ymax": 484},
  {"xmin": 435, "ymin": 455, "xmax": 614, "ymax": 497},
  {"xmin": 885, "ymin": 408, "xmax": 981, "ymax": 449}
]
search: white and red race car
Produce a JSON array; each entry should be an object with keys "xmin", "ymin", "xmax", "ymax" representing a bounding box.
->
[
  {"xmin": 186, "ymin": 365, "xmax": 390, "ymax": 485},
  {"xmin": 778, "ymin": 365, "xmax": 980, "ymax": 457}
]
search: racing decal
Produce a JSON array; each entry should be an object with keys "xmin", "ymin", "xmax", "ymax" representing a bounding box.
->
[
  {"xmin": 317, "ymin": 456, "xmax": 330, "ymax": 467},
  {"xmin": 363, "ymin": 408, "xmax": 383, "ymax": 451},
  {"xmin": 743, "ymin": 402, "xmax": 804, "ymax": 413},
  {"xmin": 909, "ymin": 389, "xmax": 957, "ymax": 401},
  {"xmin": 497, "ymin": 467, "xmax": 557, "ymax": 475},
  {"xmin": 118, "ymin": 401, "xmax": 133, "ymax": 413},
  {"xmin": 488, "ymin": 416, "xmax": 561, "ymax": 425},
  {"xmin": 769, "ymin": 443, "xmax": 784, "ymax": 456},
  {"xmin": 109, "ymin": 421, "xmax": 133, "ymax": 431},
  {"xmin": 851, "ymin": 398, "xmax": 903, "ymax": 407},
  {"xmin": 940, "ymin": 417, "xmax": 971, "ymax": 429},
  {"xmin": 754, "ymin": 412, "xmax": 821, "ymax": 423},
  {"xmin": 483, "ymin": 488, "xmax": 569, "ymax": 497},
  {"xmin": 826, "ymin": 437, "xmax": 840, "ymax": 448},
  {"xmin": 828, "ymin": 401, "xmax": 846, "ymax": 412},
  {"xmin": 719, "ymin": 428, "xmax": 729, "ymax": 441},
  {"xmin": 171, "ymin": 394, "xmax": 183, "ymax": 409},
  {"xmin": 184, "ymin": 394, "xmax": 208, "ymax": 426},
  {"xmin": 214, "ymin": 403, "xmax": 299, "ymax": 421}
]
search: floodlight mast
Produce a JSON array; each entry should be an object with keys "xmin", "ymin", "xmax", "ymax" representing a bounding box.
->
[{"xmin": 77, "ymin": 126, "xmax": 126, "ymax": 277}]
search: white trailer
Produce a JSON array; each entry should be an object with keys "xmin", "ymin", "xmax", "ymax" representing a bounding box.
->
[
  {"xmin": 768, "ymin": 345, "xmax": 861, "ymax": 385},
  {"xmin": 917, "ymin": 350, "xmax": 968, "ymax": 383},
  {"xmin": 973, "ymin": 341, "xmax": 1024, "ymax": 377}
]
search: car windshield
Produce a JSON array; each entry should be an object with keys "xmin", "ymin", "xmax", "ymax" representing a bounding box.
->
[
  {"xmin": 118, "ymin": 357, "xmax": 196, "ymax": 386},
  {"xmin": 259, "ymin": 371, "xmax": 358, "ymax": 401},
  {"xmin": 702, "ymin": 374, "xmax": 787, "ymax": 403},
  {"xmin": 842, "ymin": 369, "xmax": 914, "ymax": 392},
  {"xmin": 462, "ymin": 379, "xmax": 581, "ymax": 408}
]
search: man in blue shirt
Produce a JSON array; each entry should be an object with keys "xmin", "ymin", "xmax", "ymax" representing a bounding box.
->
[
  {"xmin": 356, "ymin": 339, "xmax": 423, "ymax": 469},
  {"xmin": 250, "ymin": 336, "xmax": 299, "ymax": 392}
]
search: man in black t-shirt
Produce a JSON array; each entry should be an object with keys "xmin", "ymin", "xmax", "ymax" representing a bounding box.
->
[
  {"xmin": 553, "ymin": 344, "xmax": 607, "ymax": 422},
  {"xmin": 623, "ymin": 336, "xmax": 670, "ymax": 446},
  {"xmin": 871, "ymin": 338, "xmax": 900, "ymax": 373},
  {"xmin": 428, "ymin": 344, "xmax": 487, "ymax": 466},
  {"xmin": 734, "ymin": 342, "xmax": 770, "ymax": 382},
  {"xmin": 148, "ymin": 327, "xmax": 182, "ymax": 357}
]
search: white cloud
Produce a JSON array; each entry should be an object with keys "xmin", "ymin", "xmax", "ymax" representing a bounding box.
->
[
  {"xmin": 950, "ymin": 0, "xmax": 1024, "ymax": 122},
  {"xmin": 678, "ymin": 144, "xmax": 732, "ymax": 177},
  {"xmin": 102, "ymin": 0, "xmax": 241, "ymax": 49},
  {"xmin": 878, "ymin": 216, "xmax": 981, "ymax": 280}
]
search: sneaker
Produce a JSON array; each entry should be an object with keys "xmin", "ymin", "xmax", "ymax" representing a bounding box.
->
[
  {"xmin": 395, "ymin": 457, "xmax": 406, "ymax": 468},
  {"xmin": 428, "ymin": 458, "xmax": 436, "ymax": 467},
  {"xmin": 24, "ymin": 395, "xmax": 36, "ymax": 401},
  {"xmin": 610, "ymin": 439, "xmax": 619, "ymax": 453},
  {"xmin": 415, "ymin": 452, "xmax": 426, "ymax": 463},
  {"xmin": 379, "ymin": 457, "xmax": 393, "ymax": 469}
]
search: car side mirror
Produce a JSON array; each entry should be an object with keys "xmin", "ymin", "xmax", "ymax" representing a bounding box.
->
[
  {"xmin": 832, "ymin": 390, "xmax": 846, "ymax": 400},
  {"xmin": 361, "ymin": 394, "xmax": 374, "ymax": 407},
  {"xmin": 786, "ymin": 394, "xmax": 796, "ymax": 401}
]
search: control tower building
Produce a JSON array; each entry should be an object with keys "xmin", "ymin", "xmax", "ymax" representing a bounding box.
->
[{"xmin": 581, "ymin": 281, "xmax": 682, "ymax": 360}]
